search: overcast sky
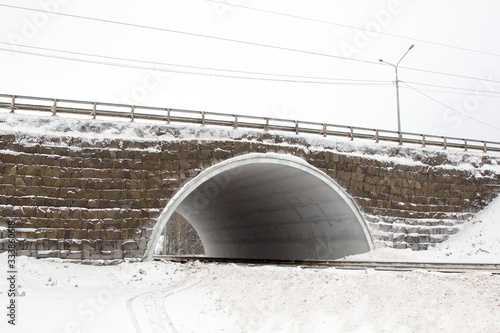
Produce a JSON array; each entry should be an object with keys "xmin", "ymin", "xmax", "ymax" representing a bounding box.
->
[{"xmin": 1, "ymin": 0, "xmax": 500, "ymax": 142}]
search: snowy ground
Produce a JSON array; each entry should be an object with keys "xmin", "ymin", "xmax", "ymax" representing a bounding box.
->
[{"xmin": 1, "ymin": 197, "xmax": 499, "ymax": 333}]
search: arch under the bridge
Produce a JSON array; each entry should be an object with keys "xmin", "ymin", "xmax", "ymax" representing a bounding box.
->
[{"xmin": 145, "ymin": 153, "xmax": 373, "ymax": 261}]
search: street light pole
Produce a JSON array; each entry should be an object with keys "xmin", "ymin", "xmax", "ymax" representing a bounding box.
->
[{"xmin": 380, "ymin": 44, "xmax": 414, "ymax": 144}]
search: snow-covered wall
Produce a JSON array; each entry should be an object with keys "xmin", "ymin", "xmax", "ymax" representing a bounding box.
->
[{"xmin": 0, "ymin": 113, "xmax": 499, "ymax": 261}]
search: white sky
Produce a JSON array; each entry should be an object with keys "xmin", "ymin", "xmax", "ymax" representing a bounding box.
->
[{"xmin": 1, "ymin": 0, "xmax": 500, "ymax": 141}]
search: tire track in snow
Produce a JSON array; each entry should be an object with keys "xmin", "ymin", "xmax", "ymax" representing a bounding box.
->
[{"xmin": 126, "ymin": 263, "xmax": 210, "ymax": 332}]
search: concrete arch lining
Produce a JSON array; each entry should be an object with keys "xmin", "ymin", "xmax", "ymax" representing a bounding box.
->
[{"xmin": 145, "ymin": 153, "xmax": 373, "ymax": 261}]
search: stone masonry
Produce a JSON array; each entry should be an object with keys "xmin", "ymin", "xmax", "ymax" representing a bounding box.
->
[{"xmin": 0, "ymin": 121, "xmax": 499, "ymax": 261}]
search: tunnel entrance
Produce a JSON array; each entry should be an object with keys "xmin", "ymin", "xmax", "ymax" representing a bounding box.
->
[{"xmin": 145, "ymin": 153, "xmax": 373, "ymax": 261}]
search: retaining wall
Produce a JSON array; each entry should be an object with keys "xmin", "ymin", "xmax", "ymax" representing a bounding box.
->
[{"xmin": 0, "ymin": 118, "xmax": 499, "ymax": 261}]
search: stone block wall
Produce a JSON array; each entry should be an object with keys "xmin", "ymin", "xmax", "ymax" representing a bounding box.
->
[
  {"xmin": 0, "ymin": 134, "xmax": 166, "ymax": 261},
  {"xmin": 304, "ymin": 150, "xmax": 499, "ymax": 250},
  {"xmin": 1, "ymin": 125, "xmax": 499, "ymax": 261}
]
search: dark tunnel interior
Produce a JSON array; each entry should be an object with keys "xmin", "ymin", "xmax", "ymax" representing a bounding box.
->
[{"xmin": 166, "ymin": 155, "xmax": 373, "ymax": 261}]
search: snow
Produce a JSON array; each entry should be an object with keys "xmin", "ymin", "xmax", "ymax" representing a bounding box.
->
[
  {"xmin": 1, "ymin": 196, "xmax": 499, "ymax": 332},
  {"xmin": 0, "ymin": 258, "xmax": 499, "ymax": 332}
]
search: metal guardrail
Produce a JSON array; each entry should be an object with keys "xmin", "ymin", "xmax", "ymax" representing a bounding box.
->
[{"xmin": 1, "ymin": 93, "xmax": 499, "ymax": 153}]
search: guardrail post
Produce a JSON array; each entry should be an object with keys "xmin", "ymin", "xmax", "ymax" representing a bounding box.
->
[
  {"xmin": 264, "ymin": 118, "xmax": 269, "ymax": 132},
  {"xmin": 51, "ymin": 99, "xmax": 57, "ymax": 116},
  {"xmin": 464, "ymin": 139, "xmax": 468, "ymax": 151},
  {"xmin": 483, "ymin": 141, "xmax": 487, "ymax": 153},
  {"xmin": 166, "ymin": 108, "xmax": 171, "ymax": 124},
  {"xmin": 442, "ymin": 137, "xmax": 447, "ymax": 150},
  {"xmin": 201, "ymin": 111, "xmax": 205, "ymax": 126},
  {"xmin": 92, "ymin": 102, "xmax": 97, "ymax": 119},
  {"xmin": 349, "ymin": 126, "xmax": 354, "ymax": 141},
  {"xmin": 320, "ymin": 124, "xmax": 327, "ymax": 137},
  {"xmin": 295, "ymin": 120, "xmax": 299, "ymax": 135},
  {"xmin": 233, "ymin": 115, "xmax": 238, "ymax": 129},
  {"xmin": 130, "ymin": 105, "xmax": 135, "ymax": 122},
  {"xmin": 421, "ymin": 134, "xmax": 426, "ymax": 147},
  {"xmin": 373, "ymin": 129, "xmax": 379, "ymax": 143},
  {"xmin": 10, "ymin": 95, "xmax": 15, "ymax": 113}
]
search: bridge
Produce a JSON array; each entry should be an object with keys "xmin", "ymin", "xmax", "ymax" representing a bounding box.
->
[{"xmin": 0, "ymin": 94, "xmax": 499, "ymax": 262}]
